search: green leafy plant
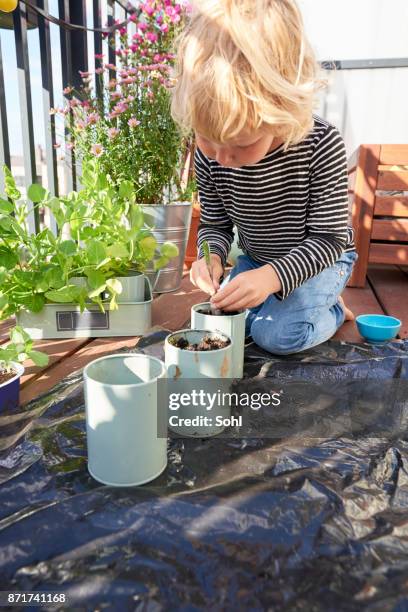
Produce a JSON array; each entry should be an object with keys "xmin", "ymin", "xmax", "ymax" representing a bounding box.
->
[
  {"xmin": 0, "ymin": 160, "xmax": 178, "ymax": 318},
  {"xmin": 0, "ymin": 326, "xmax": 49, "ymax": 373}
]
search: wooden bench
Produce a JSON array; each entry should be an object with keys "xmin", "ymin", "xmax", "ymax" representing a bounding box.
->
[{"xmin": 347, "ymin": 144, "xmax": 408, "ymax": 287}]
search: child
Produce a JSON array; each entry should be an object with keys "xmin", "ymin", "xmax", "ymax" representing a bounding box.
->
[{"xmin": 171, "ymin": 0, "xmax": 358, "ymax": 355}]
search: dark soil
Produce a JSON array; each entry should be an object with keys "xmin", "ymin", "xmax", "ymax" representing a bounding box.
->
[
  {"xmin": 169, "ymin": 335, "xmax": 230, "ymax": 351},
  {"xmin": 0, "ymin": 368, "xmax": 17, "ymax": 385},
  {"xmin": 197, "ymin": 307, "xmax": 242, "ymax": 317}
]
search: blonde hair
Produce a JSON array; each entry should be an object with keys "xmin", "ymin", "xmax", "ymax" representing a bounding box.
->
[{"xmin": 170, "ymin": 0, "xmax": 325, "ymax": 150}]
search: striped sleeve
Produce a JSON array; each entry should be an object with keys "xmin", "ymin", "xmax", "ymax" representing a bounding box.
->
[
  {"xmin": 269, "ymin": 126, "xmax": 349, "ymax": 300},
  {"xmin": 195, "ymin": 148, "xmax": 234, "ymax": 265}
]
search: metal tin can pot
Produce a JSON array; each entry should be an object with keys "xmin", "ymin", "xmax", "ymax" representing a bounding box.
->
[
  {"xmin": 191, "ymin": 302, "xmax": 246, "ymax": 379},
  {"xmin": 83, "ymin": 354, "xmax": 167, "ymax": 486},
  {"xmin": 164, "ymin": 329, "xmax": 233, "ymax": 437}
]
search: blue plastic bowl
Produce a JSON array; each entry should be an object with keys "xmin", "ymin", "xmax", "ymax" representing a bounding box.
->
[{"xmin": 356, "ymin": 314, "xmax": 401, "ymax": 343}]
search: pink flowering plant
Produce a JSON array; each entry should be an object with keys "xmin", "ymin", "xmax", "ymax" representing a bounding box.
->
[{"xmin": 54, "ymin": 0, "xmax": 192, "ymax": 204}]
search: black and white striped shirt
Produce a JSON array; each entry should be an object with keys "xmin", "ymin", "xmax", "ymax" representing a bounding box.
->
[{"xmin": 195, "ymin": 115, "xmax": 355, "ymax": 300}]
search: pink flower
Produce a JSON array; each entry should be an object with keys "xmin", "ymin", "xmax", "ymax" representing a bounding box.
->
[
  {"xmin": 128, "ymin": 67, "xmax": 138, "ymax": 75},
  {"xmin": 66, "ymin": 142, "xmax": 74, "ymax": 150},
  {"xmin": 128, "ymin": 117, "xmax": 140, "ymax": 128},
  {"xmin": 95, "ymin": 53, "xmax": 104, "ymax": 60},
  {"xmin": 130, "ymin": 44, "xmax": 139, "ymax": 53},
  {"xmin": 129, "ymin": 13, "xmax": 137, "ymax": 23},
  {"xmin": 153, "ymin": 54, "xmax": 162, "ymax": 62},
  {"xmin": 63, "ymin": 86, "xmax": 73, "ymax": 95},
  {"xmin": 79, "ymin": 70, "xmax": 91, "ymax": 78},
  {"xmin": 69, "ymin": 98, "xmax": 80, "ymax": 108},
  {"xmin": 119, "ymin": 70, "xmax": 129, "ymax": 78},
  {"xmin": 119, "ymin": 27, "xmax": 127, "ymax": 36},
  {"xmin": 86, "ymin": 112, "xmax": 99, "ymax": 125},
  {"xmin": 108, "ymin": 127, "xmax": 120, "ymax": 139},
  {"xmin": 105, "ymin": 63, "xmax": 117, "ymax": 71},
  {"xmin": 108, "ymin": 112, "xmax": 118, "ymax": 120},
  {"xmin": 91, "ymin": 143, "xmax": 104, "ymax": 157},
  {"xmin": 108, "ymin": 79, "xmax": 117, "ymax": 89},
  {"xmin": 95, "ymin": 67, "xmax": 104, "ymax": 75},
  {"xmin": 113, "ymin": 102, "xmax": 129, "ymax": 114},
  {"xmin": 138, "ymin": 22, "xmax": 148, "ymax": 32},
  {"xmin": 146, "ymin": 31, "xmax": 159, "ymax": 43},
  {"xmin": 121, "ymin": 77, "xmax": 135, "ymax": 85},
  {"xmin": 81, "ymin": 100, "xmax": 91, "ymax": 108},
  {"xmin": 110, "ymin": 91, "xmax": 122, "ymax": 100},
  {"xmin": 160, "ymin": 23, "xmax": 169, "ymax": 33},
  {"xmin": 53, "ymin": 143, "xmax": 61, "ymax": 149},
  {"xmin": 142, "ymin": 2, "xmax": 155, "ymax": 16},
  {"xmin": 76, "ymin": 120, "xmax": 86, "ymax": 129}
]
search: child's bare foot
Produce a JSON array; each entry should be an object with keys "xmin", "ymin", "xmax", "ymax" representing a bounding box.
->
[{"xmin": 338, "ymin": 295, "xmax": 355, "ymax": 321}]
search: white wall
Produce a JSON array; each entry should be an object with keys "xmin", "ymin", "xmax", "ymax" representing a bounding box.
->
[{"xmin": 298, "ymin": 0, "xmax": 408, "ymax": 156}]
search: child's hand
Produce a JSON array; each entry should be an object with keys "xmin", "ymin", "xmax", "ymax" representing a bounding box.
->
[
  {"xmin": 190, "ymin": 254, "xmax": 224, "ymax": 295},
  {"xmin": 210, "ymin": 265, "xmax": 282, "ymax": 311}
]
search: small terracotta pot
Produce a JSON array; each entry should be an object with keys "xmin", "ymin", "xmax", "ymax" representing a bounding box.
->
[{"xmin": 184, "ymin": 196, "xmax": 200, "ymax": 270}]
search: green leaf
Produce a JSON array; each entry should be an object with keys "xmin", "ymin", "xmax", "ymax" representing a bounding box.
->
[
  {"xmin": 27, "ymin": 183, "xmax": 46, "ymax": 203},
  {"xmin": 10, "ymin": 326, "xmax": 31, "ymax": 345},
  {"xmin": 0, "ymin": 198, "xmax": 14, "ymax": 214},
  {"xmin": 0, "ymin": 247, "xmax": 18, "ymax": 270},
  {"xmin": 107, "ymin": 243, "xmax": 129, "ymax": 259},
  {"xmin": 106, "ymin": 278, "xmax": 123, "ymax": 294},
  {"xmin": 26, "ymin": 293, "xmax": 46, "ymax": 313},
  {"xmin": 27, "ymin": 350, "xmax": 49, "ymax": 367},
  {"xmin": 0, "ymin": 293, "xmax": 8, "ymax": 312},
  {"xmin": 87, "ymin": 240, "xmax": 107, "ymax": 265},
  {"xmin": 45, "ymin": 267, "xmax": 65, "ymax": 289},
  {"xmin": 161, "ymin": 241, "xmax": 179, "ymax": 259},
  {"xmin": 59, "ymin": 240, "xmax": 77, "ymax": 257},
  {"xmin": 88, "ymin": 285, "xmax": 107, "ymax": 298},
  {"xmin": 154, "ymin": 255, "xmax": 169, "ymax": 271},
  {"xmin": 130, "ymin": 205, "xmax": 144, "ymax": 231},
  {"xmin": 96, "ymin": 173, "xmax": 109, "ymax": 190},
  {"xmin": 35, "ymin": 278, "xmax": 49, "ymax": 293},
  {"xmin": 139, "ymin": 236, "xmax": 157, "ymax": 260},
  {"xmin": 86, "ymin": 269, "xmax": 105, "ymax": 290},
  {"xmin": 3, "ymin": 166, "xmax": 21, "ymax": 201},
  {"xmin": 119, "ymin": 180, "xmax": 134, "ymax": 199},
  {"xmin": 45, "ymin": 287, "xmax": 76, "ymax": 303},
  {"xmin": 0, "ymin": 215, "xmax": 12, "ymax": 231}
]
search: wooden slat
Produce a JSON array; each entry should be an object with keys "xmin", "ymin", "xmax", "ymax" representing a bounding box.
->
[
  {"xmin": 369, "ymin": 243, "xmax": 408, "ymax": 265},
  {"xmin": 348, "ymin": 144, "xmax": 381, "ymax": 287},
  {"xmin": 152, "ymin": 274, "xmax": 208, "ymax": 331},
  {"xmin": 20, "ymin": 336, "xmax": 142, "ymax": 405},
  {"xmin": 379, "ymin": 145, "xmax": 408, "ymax": 165},
  {"xmin": 377, "ymin": 170, "xmax": 408, "ymax": 191},
  {"xmin": 375, "ymin": 196, "xmax": 408, "ymax": 217},
  {"xmin": 333, "ymin": 283, "xmax": 385, "ymax": 342},
  {"xmin": 371, "ymin": 219, "xmax": 408, "ymax": 241},
  {"xmin": 19, "ymin": 337, "xmax": 91, "ymax": 388},
  {"xmin": 367, "ymin": 266, "xmax": 408, "ymax": 338}
]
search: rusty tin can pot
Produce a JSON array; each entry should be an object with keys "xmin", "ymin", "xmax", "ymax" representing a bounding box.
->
[{"xmin": 164, "ymin": 329, "xmax": 233, "ymax": 437}]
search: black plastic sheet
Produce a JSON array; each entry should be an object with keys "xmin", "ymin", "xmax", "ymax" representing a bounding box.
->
[{"xmin": 1, "ymin": 332, "xmax": 408, "ymax": 611}]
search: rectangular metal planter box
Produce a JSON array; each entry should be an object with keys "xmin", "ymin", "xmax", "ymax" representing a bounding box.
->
[{"xmin": 16, "ymin": 278, "xmax": 152, "ymax": 340}]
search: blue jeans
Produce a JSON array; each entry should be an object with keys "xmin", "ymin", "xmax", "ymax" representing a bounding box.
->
[{"xmin": 226, "ymin": 250, "xmax": 358, "ymax": 355}]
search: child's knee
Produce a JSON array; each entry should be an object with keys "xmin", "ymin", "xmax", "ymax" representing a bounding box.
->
[{"xmin": 250, "ymin": 317, "xmax": 315, "ymax": 355}]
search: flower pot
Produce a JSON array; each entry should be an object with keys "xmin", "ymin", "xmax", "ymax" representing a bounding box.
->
[
  {"xmin": 16, "ymin": 277, "xmax": 153, "ymax": 339},
  {"xmin": 165, "ymin": 329, "xmax": 233, "ymax": 437},
  {"xmin": 184, "ymin": 197, "xmax": 200, "ymax": 270},
  {"xmin": 72, "ymin": 272, "xmax": 146, "ymax": 303},
  {"xmin": 0, "ymin": 362, "xmax": 24, "ymax": 411},
  {"xmin": 191, "ymin": 303, "xmax": 246, "ymax": 379},
  {"xmin": 143, "ymin": 201, "xmax": 192, "ymax": 293},
  {"xmin": 83, "ymin": 353, "xmax": 167, "ymax": 486}
]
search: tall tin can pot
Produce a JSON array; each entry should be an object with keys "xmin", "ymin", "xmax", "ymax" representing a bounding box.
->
[
  {"xmin": 191, "ymin": 303, "xmax": 246, "ymax": 379},
  {"xmin": 83, "ymin": 353, "xmax": 167, "ymax": 486},
  {"xmin": 143, "ymin": 202, "xmax": 192, "ymax": 293},
  {"xmin": 165, "ymin": 329, "xmax": 233, "ymax": 437}
]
